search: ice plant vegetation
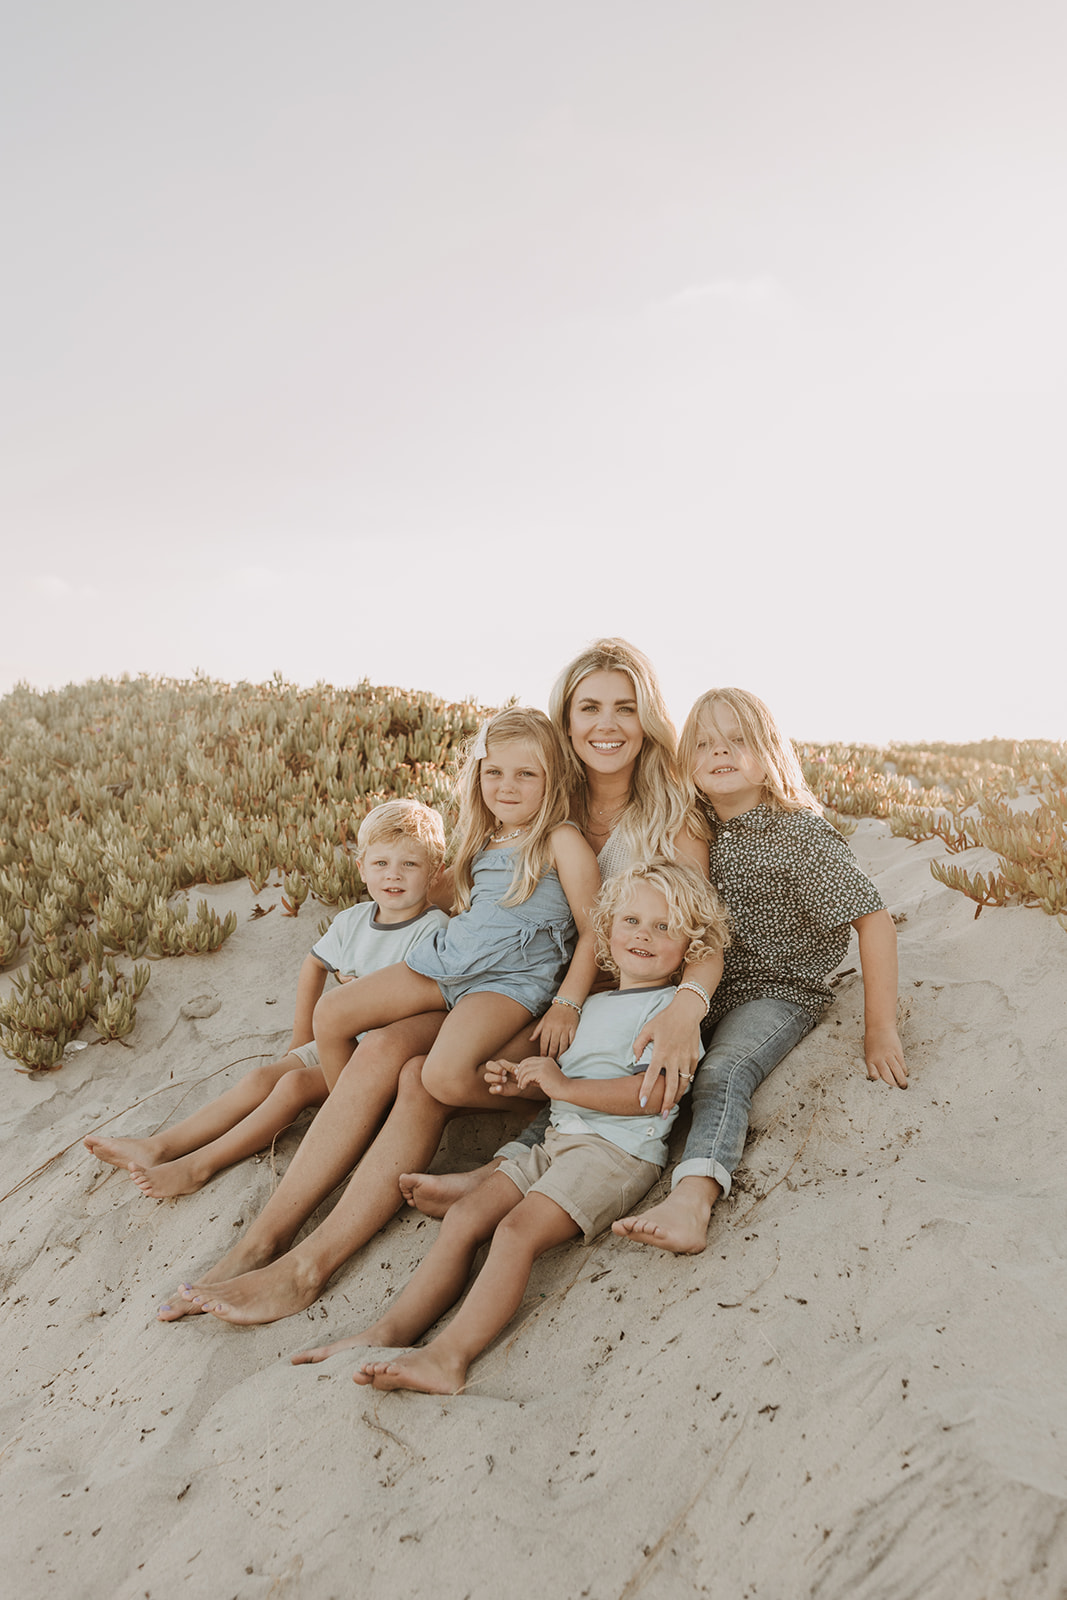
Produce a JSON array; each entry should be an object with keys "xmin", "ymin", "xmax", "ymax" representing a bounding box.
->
[
  {"xmin": 1, "ymin": 677, "xmax": 1062, "ymax": 1072},
  {"xmin": 0, "ymin": 674, "xmax": 479, "ymax": 1069},
  {"xmin": 802, "ymin": 740, "xmax": 1067, "ymax": 925}
]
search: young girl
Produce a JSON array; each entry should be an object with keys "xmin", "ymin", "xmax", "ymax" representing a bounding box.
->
[
  {"xmin": 292, "ymin": 860, "xmax": 728, "ymax": 1395},
  {"xmin": 307, "ymin": 706, "xmax": 602, "ymax": 1114},
  {"xmin": 613, "ymin": 687, "xmax": 908, "ymax": 1255}
]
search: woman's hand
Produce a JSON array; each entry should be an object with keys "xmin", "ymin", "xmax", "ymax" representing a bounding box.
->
[
  {"xmin": 634, "ymin": 988, "xmax": 705, "ymax": 1116},
  {"xmin": 530, "ymin": 1005, "xmax": 579, "ymax": 1061}
]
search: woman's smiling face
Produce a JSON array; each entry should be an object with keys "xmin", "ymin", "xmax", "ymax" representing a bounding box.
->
[{"xmin": 568, "ymin": 670, "xmax": 644, "ymax": 779}]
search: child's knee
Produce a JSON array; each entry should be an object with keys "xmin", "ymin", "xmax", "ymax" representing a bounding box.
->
[
  {"xmin": 419, "ymin": 1057, "xmax": 469, "ymax": 1106},
  {"xmin": 272, "ymin": 1066, "xmax": 325, "ymax": 1113},
  {"xmin": 245, "ymin": 1061, "xmax": 290, "ymax": 1098},
  {"xmin": 345, "ymin": 1030, "xmax": 408, "ymax": 1090},
  {"xmin": 395, "ymin": 1056, "xmax": 429, "ymax": 1100},
  {"xmin": 488, "ymin": 1203, "xmax": 539, "ymax": 1256},
  {"xmin": 312, "ymin": 988, "xmax": 353, "ymax": 1042},
  {"xmin": 441, "ymin": 1190, "xmax": 504, "ymax": 1247}
]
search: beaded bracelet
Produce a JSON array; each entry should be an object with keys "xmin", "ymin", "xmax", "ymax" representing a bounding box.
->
[
  {"xmin": 676, "ymin": 981, "xmax": 711, "ymax": 1018},
  {"xmin": 551, "ymin": 995, "xmax": 583, "ymax": 1016}
]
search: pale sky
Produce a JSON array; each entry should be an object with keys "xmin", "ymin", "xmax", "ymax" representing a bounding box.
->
[{"xmin": 4, "ymin": 2, "xmax": 1064, "ymax": 744}]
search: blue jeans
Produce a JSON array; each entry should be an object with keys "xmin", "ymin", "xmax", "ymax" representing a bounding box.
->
[{"xmin": 672, "ymin": 998, "xmax": 815, "ymax": 1196}]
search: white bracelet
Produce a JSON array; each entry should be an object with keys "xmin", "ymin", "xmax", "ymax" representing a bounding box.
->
[
  {"xmin": 677, "ymin": 981, "xmax": 711, "ymax": 1018},
  {"xmin": 551, "ymin": 995, "xmax": 583, "ymax": 1016}
]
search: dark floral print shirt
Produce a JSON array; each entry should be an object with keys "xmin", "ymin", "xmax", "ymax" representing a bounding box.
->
[{"xmin": 704, "ymin": 803, "xmax": 885, "ymax": 1027}]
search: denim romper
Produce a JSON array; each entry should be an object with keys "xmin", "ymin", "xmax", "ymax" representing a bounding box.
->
[{"xmin": 405, "ymin": 844, "xmax": 576, "ymax": 1016}]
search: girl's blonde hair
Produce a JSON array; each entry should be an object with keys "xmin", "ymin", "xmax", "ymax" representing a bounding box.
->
[
  {"xmin": 549, "ymin": 638, "xmax": 696, "ymax": 861},
  {"xmin": 449, "ymin": 706, "xmax": 570, "ymax": 910},
  {"xmin": 679, "ymin": 688, "xmax": 821, "ymax": 818},
  {"xmin": 592, "ymin": 859, "xmax": 729, "ymax": 980}
]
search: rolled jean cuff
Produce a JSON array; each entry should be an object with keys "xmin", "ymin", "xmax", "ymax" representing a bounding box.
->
[{"xmin": 671, "ymin": 1156, "xmax": 733, "ymax": 1197}]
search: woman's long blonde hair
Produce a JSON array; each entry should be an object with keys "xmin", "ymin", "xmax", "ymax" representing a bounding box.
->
[
  {"xmin": 549, "ymin": 638, "xmax": 696, "ymax": 862},
  {"xmin": 449, "ymin": 706, "xmax": 571, "ymax": 910},
  {"xmin": 679, "ymin": 688, "xmax": 821, "ymax": 819}
]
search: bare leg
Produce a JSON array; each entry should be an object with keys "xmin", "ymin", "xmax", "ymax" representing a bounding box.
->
[
  {"xmin": 180, "ymin": 1001, "xmax": 542, "ymax": 1326},
  {"xmin": 292, "ymin": 1171, "xmax": 521, "ymax": 1364},
  {"xmin": 612, "ymin": 1174, "xmax": 722, "ymax": 1255},
  {"xmin": 185, "ymin": 1053, "xmax": 457, "ymax": 1324},
  {"xmin": 356, "ymin": 1191, "xmax": 579, "ymax": 1394},
  {"xmin": 157, "ymin": 1015, "xmax": 441, "ymax": 1320},
  {"xmin": 313, "ymin": 967, "xmax": 444, "ymax": 1090},
  {"xmin": 129, "ymin": 1067, "xmax": 327, "ymax": 1199},
  {"xmin": 419, "ymin": 995, "xmax": 538, "ymax": 1110},
  {"xmin": 84, "ymin": 1055, "xmax": 311, "ymax": 1171},
  {"xmin": 398, "ymin": 1017, "xmax": 542, "ymax": 1214}
]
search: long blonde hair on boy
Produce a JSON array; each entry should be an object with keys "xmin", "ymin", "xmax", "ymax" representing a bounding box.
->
[
  {"xmin": 549, "ymin": 638, "xmax": 696, "ymax": 862},
  {"xmin": 679, "ymin": 688, "xmax": 821, "ymax": 818},
  {"xmin": 591, "ymin": 859, "xmax": 730, "ymax": 980},
  {"xmin": 449, "ymin": 706, "xmax": 571, "ymax": 911}
]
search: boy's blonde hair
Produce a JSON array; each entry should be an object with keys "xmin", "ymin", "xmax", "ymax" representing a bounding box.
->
[
  {"xmin": 592, "ymin": 859, "xmax": 729, "ymax": 980},
  {"xmin": 679, "ymin": 688, "xmax": 821, "ymax": 817},
  {"xmin": 549, "ymin": 638, "xmax": 697, "ymax": 860},
  {"xmin": 450, "ymin": 707, "xmax": 570, "ymax": 911},
  {"xmin": 356, "ymin": 799, "xmax": 447, "ymax": 871}
]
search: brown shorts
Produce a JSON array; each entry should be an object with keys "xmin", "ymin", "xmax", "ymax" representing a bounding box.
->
[{"xmin": 498, "ymin": 1126, "xmax": 661, "ymax": 1242}]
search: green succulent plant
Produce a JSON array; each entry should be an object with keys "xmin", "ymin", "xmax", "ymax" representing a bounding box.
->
[{"xmin": 0, "ymin": 672, "xmax": 477, "ymax": 1068}]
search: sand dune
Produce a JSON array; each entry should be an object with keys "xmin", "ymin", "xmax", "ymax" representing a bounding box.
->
[{"xmin": 3, "ymin": 820, "xmax": 1065, "ymax": 1599}]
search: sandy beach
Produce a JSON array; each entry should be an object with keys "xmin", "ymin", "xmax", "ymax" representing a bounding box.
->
[{"xmin": 3, "ymin": 820, "xmax": 1066, "ymax": 1599}]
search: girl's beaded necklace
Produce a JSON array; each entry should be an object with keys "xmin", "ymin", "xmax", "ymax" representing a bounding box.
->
[{"xmin": 488, "ymin": 823, "xmax": 529, "ymax": 845}]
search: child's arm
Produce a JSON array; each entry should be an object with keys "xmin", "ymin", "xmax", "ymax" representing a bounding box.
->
[
  {"xmin": 854, "ymin": 909, "xmax": 908, "ymax": 1088},
  {"xmin": 633, "ymin": 828, "xmax": 720, "ymax": 1112},
  {"xmin": 289, "ymin": 954, "xmax": 331, "ymax": 1051},
  {"xmin": 513, "ymin": 1055, "xmax": 675, "ymax": 1116},
  {"xmin": 530, "ymin": 826, "xmax": 602, "ymax": 1059}
]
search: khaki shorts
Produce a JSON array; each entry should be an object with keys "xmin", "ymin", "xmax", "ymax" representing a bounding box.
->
[
  {"xmin": 499, "ymin": 1126, "xmax": 660, "ymax": 1242},
  {"xmin": 288, "ymin": 1041, "xmax": 320, "ymax": 1069}
]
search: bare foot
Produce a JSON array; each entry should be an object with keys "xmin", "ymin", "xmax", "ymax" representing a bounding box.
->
[
  {"xmin": 84, "ymin": 1132, "xmax": 167, "ymax": 1170},
  {"xmin": 612, "ymin": 1181, "xmax": 719, "ymax": 1255},
  {"xmin": 129, "ymin": 1155, "xmax": 211, "ymax": 1200},
  {"xmin": 157, "ymin": 1239, "xmax": 277, "ymax": 1322},
  {"xmin": 399, "ymin": 1164, "xmax": 498, "ymax": 1219},
  {"xmin": 353, "ymin": 1346, "xmax": 469, "ymax": 1395},
  {"xmin": 186, "ymin": 1253, "xmax": 328, "ymax": 1326},
  {"xmin": 291, "ymin": 1331, "xmax": 377, "ymax": 1365}
]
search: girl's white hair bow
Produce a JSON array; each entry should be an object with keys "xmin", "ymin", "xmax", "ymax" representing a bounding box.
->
[{"xmin": 471, "ymin": 723, "xmax": 489, "ymax": 760}]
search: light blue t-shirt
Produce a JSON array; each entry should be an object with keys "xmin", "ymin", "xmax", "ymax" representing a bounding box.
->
[
  {"xmin": 312, "ymin": 900, "xmax": 450, "ymax": 978},
  {"xmin": 550, "ymin": 984, "xmax": 679, "ymax": 1166}
]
